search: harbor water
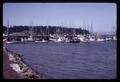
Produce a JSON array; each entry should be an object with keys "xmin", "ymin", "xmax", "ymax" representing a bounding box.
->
[{"xmin": 5, "ymin": 41, "xmax": 116, "ymax": 79}]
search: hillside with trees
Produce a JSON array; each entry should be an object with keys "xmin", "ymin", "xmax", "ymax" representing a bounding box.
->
[{"xmin": 3, "ymin": 25, "xmax": 89, "ymax": 35}]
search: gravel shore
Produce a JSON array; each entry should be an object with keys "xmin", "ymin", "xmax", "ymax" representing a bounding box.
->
[{"xmin": 3, "ymin": 47, "xmax": 46, "ymax": 79}]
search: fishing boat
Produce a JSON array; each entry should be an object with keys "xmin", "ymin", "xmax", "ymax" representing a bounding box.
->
[
  {"xmin": 6, "ymin": 40, "xmax": 19, "ymax": 44},
  {"xmin": 69, "ymin": 36, "xmax": 81, "ymax": 43},
  {"xmin": 97, "ymin": 38, "xmax": 104, "ymax": 41},
  {"xmin": 105, "ymin": 37, "xmax": 111, "ymax": 41},
  {"xmin": 41, "ymin": 39, "xmax": 48, "ymax": 43},
  {"xmin": 69, "ymin": 39, "xmax": 80, "ymax": 43},
  {"xmin": 113, "ymin": 36, "xmax": 117, "ymax": 40}
]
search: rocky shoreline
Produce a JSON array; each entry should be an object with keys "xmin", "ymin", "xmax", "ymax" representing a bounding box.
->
[{"xmin": 3, "ymin": 47, "xmax": 46, "ymax": 79}]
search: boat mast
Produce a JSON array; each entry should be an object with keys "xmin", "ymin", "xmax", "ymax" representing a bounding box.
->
[
  {"xmin": 90, "ymin": 23, "xmax": 93, "ymax": 34},
  {"xmin": 30, "ymin": 21, "xmax": 33, "ymax": 40},
  {"xmin": 87, "ymin": 24, "xmax": 89, "ymax": 35},
  {"xmin": 31, "ymin": 22, "xmax": 33, "ymax": 39},
  {"xmin": 7, "ymin": 20, "xmax": 10, "ymax": 41},
  {"xmin": 112, "ymin": 26, "xmax": 116, "ymax": 35},
  {"xmin": 47, "ymin": 25, "xmax": 49, "ymax": 35},
  {"xmin": 84, "ymin": 24, "xmax": 86, "ymax": 35},
  {"xmin": 7, "ymin": 20, "xmax": 10, "ymax": 36}
]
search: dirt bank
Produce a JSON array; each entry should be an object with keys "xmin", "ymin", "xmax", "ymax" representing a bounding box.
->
[{"xmin": 3, "ymin": 47, "xmax": 46, "ymax": 79}]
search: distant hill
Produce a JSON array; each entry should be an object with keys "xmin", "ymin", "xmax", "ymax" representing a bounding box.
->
[{"xmin": 3, "ymin": 25, "xmax": 89, "ymax": 35}]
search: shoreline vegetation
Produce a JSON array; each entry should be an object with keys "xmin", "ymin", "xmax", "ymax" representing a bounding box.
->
[
  {"xmin": 3, "ymin": 25, "xmax": 89, "ymax": 35},
  {"xmin": 3, "ymin": 47, "xmax": 46, "ymax": 79}
]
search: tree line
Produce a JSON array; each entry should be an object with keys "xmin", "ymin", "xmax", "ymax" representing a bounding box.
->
[{"xmin": 3, "ymin": 25, "xmax": 89, "ymax": 35}]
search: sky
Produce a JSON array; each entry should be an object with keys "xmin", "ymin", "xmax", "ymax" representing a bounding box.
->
[{"xmin": 3, "ymin": 3, "xmax": 116, "ymax": 33}]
